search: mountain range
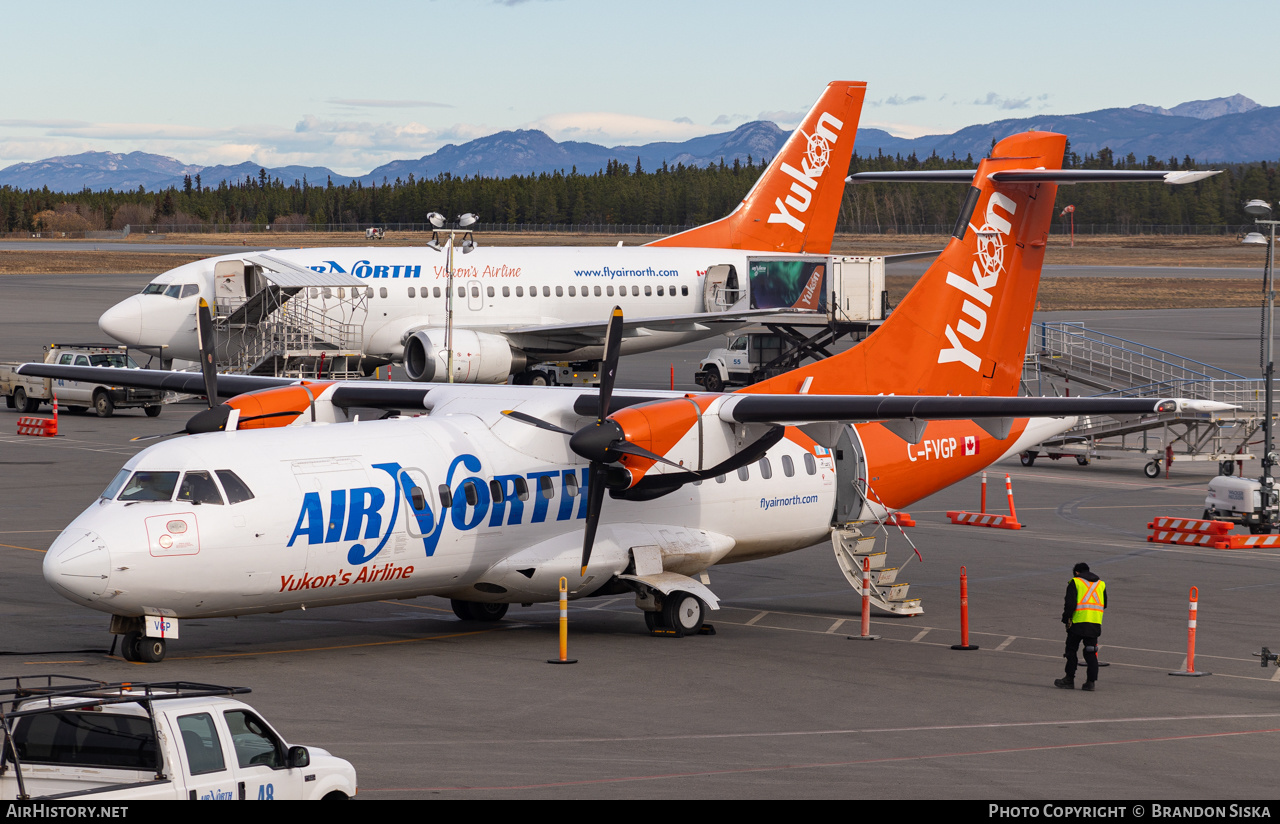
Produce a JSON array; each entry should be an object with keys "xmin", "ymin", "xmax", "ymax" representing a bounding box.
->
[{"xmin": 1, "ymin": 95, "xmax": 1272, "ymax": 193}]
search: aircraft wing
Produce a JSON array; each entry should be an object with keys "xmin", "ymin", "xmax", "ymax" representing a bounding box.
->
[
  {"xmin": 503, "ymin": 308, "xmax": 817, "ymax": 350},
  {"xmin": 16, "ymin": 363, "xmax": 296, "ymax": 398},
  {"xmin": 17, "ymin": 363, "xmax": 436, "ymax": 412}
]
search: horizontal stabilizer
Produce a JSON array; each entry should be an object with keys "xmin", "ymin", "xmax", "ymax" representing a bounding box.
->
[
  {"xmin": 847, "ymin": 169, "xmax": 1219, "ymax": 185},
  {"xmin": 717, "ymin": 394, "xmax": 1191, "ymax": 424}
]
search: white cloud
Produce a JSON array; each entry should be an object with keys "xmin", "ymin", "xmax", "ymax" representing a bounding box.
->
[{"xmin": 524, "ymin": 112, "xmax": 711, "ymax": 145}]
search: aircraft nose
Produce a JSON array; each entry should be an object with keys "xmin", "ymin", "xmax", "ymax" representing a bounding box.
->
[
  {"xmin": 43, "ymin": 528, "xmax": 111, "ymax": 604},
  {"xmin": 99, "ymin": 296, "xmax": 143, "ymax": 345}
]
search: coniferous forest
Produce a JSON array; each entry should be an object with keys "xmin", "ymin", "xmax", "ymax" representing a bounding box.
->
[{"xmin": 3, "ymin": 144, "xmax": 1276, "ymax": 236}]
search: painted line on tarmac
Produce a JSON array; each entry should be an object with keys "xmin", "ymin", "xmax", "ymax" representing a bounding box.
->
[
  {"xmin": 142, "ymin": 627, "xmax": 507, "ymax": 662},
  {"xmin": 387, "ymin": 711, "xmax": 1280, "ymax": 747},
  {"xmin": 373, "ymin": 726, "xmax": 1280, "ymax": 793},
  {"xmin": 0, "ymin": 542, "xmax": 44, "ymax": 553}
]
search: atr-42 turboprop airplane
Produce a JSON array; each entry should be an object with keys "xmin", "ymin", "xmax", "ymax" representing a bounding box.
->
[
  {"xmin": 97, "ymin": 82, "xmax": 874, "ymax": 384},
  {"xmin": 26, "ymin": 132, "xmax": 1222, "ymax": 663}
]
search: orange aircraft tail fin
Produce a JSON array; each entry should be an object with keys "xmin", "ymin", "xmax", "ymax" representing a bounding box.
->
[
  {"xmin": 747, "ymin": 131, "xmax": 1068, "ymax": 398},
  {"xmin": 646, "ymin": 81, "xmax": 866, "ymax": 255}
]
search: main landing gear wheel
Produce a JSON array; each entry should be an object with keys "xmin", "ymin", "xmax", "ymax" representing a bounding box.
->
[
  {"xmin": 136, "ymin": 636, "xmax": 167, "ymax": 663},
  {"xmin": 1143, "ymin": 460, "xmax": 1161, "ymax": 479},
  {"xmin": 119, "ymin": 631, "xmax": 142, "ymax": 662},
  {"xmin": 450, "ymin": 599, "xmax": 509, "ymax": 621},
  {"xmin": 703, "ymin": 368, "xmax": 724, "ymax": 394},
  {"xmin": 1019, "ymin": 451, "xmax": 1037, "ymax": 467},
  {"xmin": 662, "ymin": 591, "xmax": 705, "ymax": 638}
]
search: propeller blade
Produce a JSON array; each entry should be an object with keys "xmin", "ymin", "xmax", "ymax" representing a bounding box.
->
[
  {"xmin": 501, "ymin": 409, "xmax": 575, "ymax": 436},
  {"xmin": 609, "ymin": 440, "xmax": 686, "ymax": 471},
  {"xmin": 581, "ymin": 462, "xmax": 609, "ymax": 575},
  {"xmin": 196, "ymin": 299, "xmax": 218, "ymax": 410},
  {"xmin": 596, "ymin": 306, "xmax": 624, "ymax": 423}
]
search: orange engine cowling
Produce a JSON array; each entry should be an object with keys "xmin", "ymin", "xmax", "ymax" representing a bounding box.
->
[
  {"xmin": 227, "ymin": 382, "xmax": 334, "ymax": 430},
  {"xmin": 609, "ymin": 394, "xmax": 738, "ymax": 486}
]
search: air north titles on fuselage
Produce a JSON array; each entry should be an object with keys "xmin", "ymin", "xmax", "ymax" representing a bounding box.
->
[
  {"xmin": 286, "ymin": 455, "xmax": 592, "ymax": 567},
  {"xmin": 304, "ymin": 260, "xmax": 697, "ymax": 281}
]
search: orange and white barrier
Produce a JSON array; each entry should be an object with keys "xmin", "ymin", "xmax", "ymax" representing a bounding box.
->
[
  {"xmin": 886, "ymin": 512, "xmax": 916, "ymax": 527},
  {"xmin": 1225, "ymin": 533, "xmax": 1280, "ymax": 549},
  {"xmin": 1169, "ymin": 586, "xmax": 1210, "ymax": 677},
  {"xmin": 946, "ymin": 472, "xmax": 1022, "ymax": 530},
  {"xmin": 1146, "ymin": 517, "xmax": 1233, "ymax": 549},
  {"xmin": 547, "ymin": 576, "xmax": 577, "ymax": 665},
  {"xmin": 16, "ymin": 394, "xmax": 57, "ymax": 437}
]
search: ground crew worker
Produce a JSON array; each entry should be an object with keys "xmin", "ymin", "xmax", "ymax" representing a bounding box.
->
[{"xmin": 1055, "ymin": 562, "xmax": 1106, "ymax": 691}]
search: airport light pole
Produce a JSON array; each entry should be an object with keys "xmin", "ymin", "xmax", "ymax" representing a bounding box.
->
[
  {"xmin": 427, "ymin": 212, "xmax": 478, "ymax": 383},
  {"xmin": 1243, "ymin": 199, "xmax": 1277, "ymax": 531}
]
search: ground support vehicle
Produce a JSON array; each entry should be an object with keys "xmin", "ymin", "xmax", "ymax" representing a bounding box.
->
[
  {"xmin": 0, "ymin": 344, "xmax": 164, "ymax": 417},
  {"xmin": 0, "ymin": 675, "xmax": 357, "ymax": 800}
]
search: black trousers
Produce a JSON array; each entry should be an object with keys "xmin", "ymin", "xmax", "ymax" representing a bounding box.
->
[{"xmin": 1064, "ymin": 629, "xmax": 1099, "ymax": 682}]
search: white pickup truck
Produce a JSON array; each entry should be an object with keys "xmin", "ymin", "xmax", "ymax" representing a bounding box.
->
[
  {"xmin": 1, "ymin": 675, "xmax": 357, "ymax": 801},
  {"xmin": 0, "ymin": 344, "xmax": 164, "ymax": 417}
]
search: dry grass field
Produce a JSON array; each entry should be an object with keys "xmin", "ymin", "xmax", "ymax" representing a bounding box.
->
[{"xmin": 0, "ymin": 232, "xmax": 1265, "ymax": 310}]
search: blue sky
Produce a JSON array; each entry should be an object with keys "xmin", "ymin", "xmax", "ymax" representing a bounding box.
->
[{"xmin": 0, "ymin": 0, "xmax": 1257, "ymax": 175}]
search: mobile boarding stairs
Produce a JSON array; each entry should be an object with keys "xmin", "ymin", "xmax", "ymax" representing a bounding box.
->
[{"xmin": 1022, "ymin": 322, "xmax": 1266, "ymax": 477}]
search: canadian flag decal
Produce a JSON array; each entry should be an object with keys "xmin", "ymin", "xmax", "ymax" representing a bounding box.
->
[{"xmin": 963, "ymin": 435, "xmax": 979, "ymax": 456}]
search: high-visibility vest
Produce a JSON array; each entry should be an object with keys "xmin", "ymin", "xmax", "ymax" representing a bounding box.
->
[{"xmin": 1072, "ymin": 577, "xmax": 1106, "ymax": 624}]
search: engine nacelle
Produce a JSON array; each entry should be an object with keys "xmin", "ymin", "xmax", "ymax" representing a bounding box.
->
[{"xmin": 402, "ymin": 328, "xmax": 525, "ymax": 383}]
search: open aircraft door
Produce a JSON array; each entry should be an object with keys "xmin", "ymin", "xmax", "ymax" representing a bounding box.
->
[
  {"xmin": 832, "ymin": 424, "xmax": 869, "ymax": 524},
  {"xmin": 702, "ymin": 264, "xmax": 742, "ymax": 311}
]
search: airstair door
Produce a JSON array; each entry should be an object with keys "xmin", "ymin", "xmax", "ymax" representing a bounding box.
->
[{"xmin": 832, "ymin": 425, "xmax": 869, "ymax": 524}]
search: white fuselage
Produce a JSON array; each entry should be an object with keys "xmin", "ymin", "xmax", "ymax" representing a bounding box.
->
[
  {"xmin": 100, "ymin": 246, "xmax": 768, "ymax": 365},
  {"xmin": 44, "ymin": 385, "xmax": 838, "ymax": 619}
]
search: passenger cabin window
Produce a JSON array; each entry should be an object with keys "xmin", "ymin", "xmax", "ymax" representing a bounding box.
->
[
  {"xmin": 737, "ymin": 466, "xmax": 750, "ymax": 481},
  {"xmin": 223, "ymin": 710, "xmax": 282, "ymax": 769},
  {"xmin": 502, "ymin": 286, "xmax": 510, "ymax": 297},
  {"xmin": 804, "ymin": 453, "xmax": 817, "ymax": 475},
  {"xmin": 555, "ymin": 286, "xmax": 563, "ymax": 297},
  {"xmin": 568, "ymin": 286, "xmax": 576, "ymax": 297},
  {"xmin": 781, "ymin": 455, "xmax": 795, "ymax": 477},
  {"xmin": 379, "ymin": 287, "xmax": 388, "ymax": 298},
  {"xmin": 471, "ymin": 286, "xmax": 480, "ymax": 298},
  {"xmin": 594, "ymin": 286, "xmax": 602, "ymax": 296},
  {"xmin": 438, "ymin": 484, "xmax": 453, "ymax": 508},
  {"xmin": 516, "ymin": 286, "xmax": 524, "ymax": 297},
  {"xmin": 542, "ymin": 286, "xmax": 550, "ymax": 297},
  {"xmin": 538, "ymin": 475, "xmax": 554, "ymax": 499},
  {"xmin": 644, "ymin": 285, "xmax": 652, "ymax": 296},
  {"xmin": 487, "ymin": 286, "xmax": 495, "ymax": 297},
  {"xmin": 564, "ymin": 473, "xmax": 579, "ymax": 497},
  {"xmin": 681, "ymin": 286, "xmax": 689, "ymax": 296},
  {"xmin": 215, "ymin": 470, "xmax": 255, "ymax": 504},
  {"xmin": 759, "ymin": 457, "xmax": 772, "ymax": 480},
  {"xmin": 514, "ymin": 477, "xmax": 530, "ymax": 500},
  {"xmin": 606, "ymin": 286, "xmax": 614, "ymax": 297},
  {"xmin": 408, "ymin": 287, "xmax": 416, "ymax": 298},
  {"xmin": 657, "ymin": 285, "xmax": 664, "ymax": 296},
  {"xmin": 178, "ymin": 471, "xmax": 224, "ymax": 505},
  {"xmin": 433, "ymin": 287, "xmax": 441, "ymax": 298},
  {"xmin": 177, "ymin": 713, "xmax": 226, "ymax": 775},
  {"xmin": 118, "ymin": 471, "xmax": 180, "ymax": 502}
]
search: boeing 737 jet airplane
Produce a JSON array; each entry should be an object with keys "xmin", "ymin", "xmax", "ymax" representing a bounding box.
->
[
  {"xmin": 98, "ymin": 82, "xmax": 870, "ymax": 384},
  {"xmin": 27, "ymin": 131, "xmax": 1221, "ymax": 662}
]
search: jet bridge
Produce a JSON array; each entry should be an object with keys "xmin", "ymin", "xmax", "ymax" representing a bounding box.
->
[
  {"xmin": 212, "ymin": 255, "xmax": 369, "ymax": 379},
  {"xmin": 1021, "ymin": 322, "xmax": 1265, "ymax": 477}
]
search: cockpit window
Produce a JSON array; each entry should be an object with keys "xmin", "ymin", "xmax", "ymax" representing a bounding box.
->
[
  {"xmin": 164, "ymin": 285, "xmax": 183, "ymax": 298},
  {"xmin": 142, "ymin": 283, "xmax": 166, "ymax": 295},
  {"xmin": 178, "ymin": 471, "xmax": 225, "ymax": 505},
  {"xmin": 100, "ymin": 469, "xmax": 130, "ymax": 500},
  {"xmin": 88, "ymin": 353, "xmax": 137, "ymax": 368},
  {"xmin": 180, "ymin": 284, "xmax": 199, "ymax": 299},
  {"xmin": 118, "ymin": 471, "xmax": 180, "ymax": 502},
  {"xmin": 215, "ymin": 470, "xmax": 254, "ymax": 504}
]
